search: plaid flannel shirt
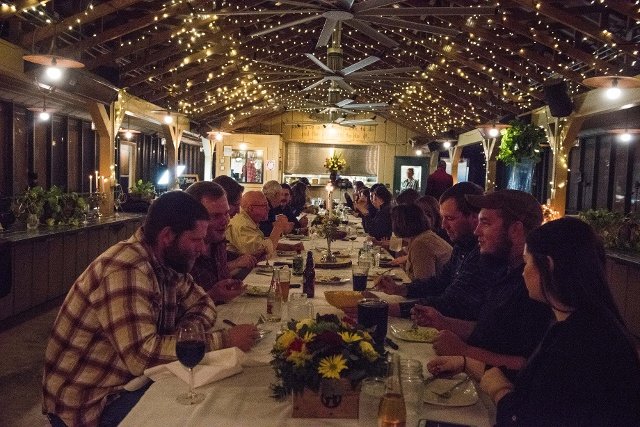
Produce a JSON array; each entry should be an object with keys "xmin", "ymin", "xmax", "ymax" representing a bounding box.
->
[{"xmin": 42, "ymin": 228, "xmax": 223, "ymax": 426}]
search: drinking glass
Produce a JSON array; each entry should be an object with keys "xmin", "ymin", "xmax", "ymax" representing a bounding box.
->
[
  {"xmin": 358, "ymin": 377, "xmax": 386, "ymax": 426},
  {"xmin": 277, "ymin": 268, "xmax": 291, "ymax": 302},
  {"xmin": 176, "ymin": 322, "xmax": 206, "ymax": 405},
  {"xmin": 347, "ymin": 226, "xmax": 358, "ymax": 254},
  {"xmin": 114, "ymin": 187, "xmax": 126, "ymax": 217},
  {"xmin": 352, "ymin": 264, "xmax": 369, "ymax": 291},
  {"xmin": 357, "ymin": 299, "xmax": 389, "ymax": 348}
]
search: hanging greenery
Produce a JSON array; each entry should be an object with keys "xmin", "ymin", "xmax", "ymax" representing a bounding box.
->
[{"xmin": 497, "ymin": 120, "xmax": 548, "ymax": 165}]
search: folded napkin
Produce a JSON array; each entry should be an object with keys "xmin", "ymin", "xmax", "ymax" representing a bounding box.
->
[{"xmin": 145, "ymin": 347, "xmax": 260, "ymax": 388}]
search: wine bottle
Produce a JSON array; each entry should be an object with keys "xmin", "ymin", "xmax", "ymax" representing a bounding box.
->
[
  {"xmin": 302, "ymin": 251, "xmax": 315, "ymax": 298},
  {"xmin": 378, "ymin": 353, "xmax": 406, "ymax": 427}
]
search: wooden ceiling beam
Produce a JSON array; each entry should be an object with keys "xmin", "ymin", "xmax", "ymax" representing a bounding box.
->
[
  {"xmin": 1, "ymin": 0, "xmax": 48, "ymax": 21},
  {"xmin": 20, "ymin": 0, "xmax": 143, "ymax": 46}
]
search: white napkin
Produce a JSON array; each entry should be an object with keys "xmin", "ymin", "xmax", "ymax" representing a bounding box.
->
[{"xmin": 145, "ymin": 347, "xmax": 257, "ymax": 388}]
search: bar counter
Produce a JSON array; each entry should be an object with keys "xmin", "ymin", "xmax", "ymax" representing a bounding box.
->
[{"xmin": 0, "ymin": 213, "xmax": 145, "ymax": 321}]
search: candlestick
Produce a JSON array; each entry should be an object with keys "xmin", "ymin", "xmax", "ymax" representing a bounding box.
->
[
  {"xmin": 95, "ymin": 171, "xmax": 99, "ymax": 192},
  {"xmin": 89, "ymin": 175, "xmax": 93, "ymax": 194}
]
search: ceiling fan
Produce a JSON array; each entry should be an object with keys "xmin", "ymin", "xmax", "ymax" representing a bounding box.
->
[{"xmin": 216, "ymin": 1, "xmax": 497, "ymax": 49}]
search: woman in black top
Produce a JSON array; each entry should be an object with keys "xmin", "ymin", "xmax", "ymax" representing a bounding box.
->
[
  {"xmin": 356, "ymin": 185, "xmax": 393, "ymax": 240},
  {"xmin": 480, "ymin": 217, "xmax": 640, "ymax": 426}
]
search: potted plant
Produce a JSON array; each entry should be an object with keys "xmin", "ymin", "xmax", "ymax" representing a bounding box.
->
[
  {"xmin": 129, "ymin": 179, "xmax": 156, "ymax": 202},
  {"xmin": 270, "ymin": 314, "xmax": 386, "ymax": 418},
  {"xmin": 498, "ymin": 120, "xmax": 548, "ymax": 191},
  {"xmin": 15, "ymin": 186, "xmax": 46, "ymax": 230}
]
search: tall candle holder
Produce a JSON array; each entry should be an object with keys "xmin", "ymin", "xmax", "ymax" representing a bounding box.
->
[{"xmin": 87, "ymin": 192, "xmax": 106, "ymax": 221}]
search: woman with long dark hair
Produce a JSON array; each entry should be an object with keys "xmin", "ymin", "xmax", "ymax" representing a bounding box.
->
[{"xmin": 479, "ymin": 217, "xmax": 640, "ymax": 426}]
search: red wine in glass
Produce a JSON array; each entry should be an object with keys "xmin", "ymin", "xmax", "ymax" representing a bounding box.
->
[
  {"xmin": 176, "ymin": 340, "xmax": 205, "ymax": 368},
  {"xmin": 176, "ymin": 322, "xmax": 206, "ymax": 405}
]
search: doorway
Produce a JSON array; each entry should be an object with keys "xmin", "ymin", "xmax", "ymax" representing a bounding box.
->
[
  {"xmin": 393, "ymin": 156, "xmax": 430, "ymax": 195},
  {"xmin": 119, "ymin": 141, "xmax": 137, "ymax": 191}
]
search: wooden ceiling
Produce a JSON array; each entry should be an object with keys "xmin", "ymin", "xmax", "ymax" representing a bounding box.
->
[{"xmin": 2, "ymin": 0, "xmax": 639, "ymax": 138}]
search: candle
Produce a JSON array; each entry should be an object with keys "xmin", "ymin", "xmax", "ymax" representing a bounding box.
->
[
  {"xmin": 89, "ymin": 175, "xmax": 93, "ymax": 194},
  {"xmin": 101, "ymin": 177, "xmax": 106, "ymax": 194},
  {"xmin": 95, "ymin": 171, "xmax": 99, "ymax": 192}
]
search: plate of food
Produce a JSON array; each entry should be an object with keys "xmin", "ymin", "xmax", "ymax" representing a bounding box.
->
[
  {"xmin": 245, "ymin": 285, "xmax": 270, "ymax": 296},
  {"xmin": 315, "ymin": 275, "xmax": 350, "ymax": 285},
  {"xmin": 277, "ymin": 250, "xmax": 298, "ymax": 257},
  {"xmin": 423, "ymin": 374, "xmax": 478, "ymax": 407},
  {"xmin": 284, "ymin": 234, "xmax": 309, "ymax": 241},
  {"xmin": 389, "ymin": 324, "xmax": 439, "ymax": 343},
  {"xmin": 254, "ymin": 266, "xmax": 274, "ymax": 275}
]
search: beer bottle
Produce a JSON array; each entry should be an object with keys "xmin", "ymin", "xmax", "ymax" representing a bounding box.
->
[{"xmin": 302, "ymin": 251, "xmax": 315, "ymax": 298}]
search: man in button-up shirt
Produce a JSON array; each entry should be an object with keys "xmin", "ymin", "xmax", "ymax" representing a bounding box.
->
[{"xmin": 42, "ymin": 191, "xmax": 258, "ymax": 427}]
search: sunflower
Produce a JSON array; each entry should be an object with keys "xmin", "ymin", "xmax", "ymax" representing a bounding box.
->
[
  {"xmin": 317, "ymin": 354, "xmax": 348, "ymax": 379},
  {"xmin": 339, "ymin": 331, "xmax": 362, "ymax": 343}
]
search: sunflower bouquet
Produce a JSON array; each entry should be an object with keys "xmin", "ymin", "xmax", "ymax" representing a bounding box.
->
[
  {"xmin": 324, "ymin": 152, "xmax": 347, "ymax": 172},
  {"xmin": 270, "ymin": 314, "xmax": 386, "ymax": 399}
]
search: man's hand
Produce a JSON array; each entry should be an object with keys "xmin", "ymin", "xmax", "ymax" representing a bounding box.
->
[
  {"xmin": 411, "ymin": 305, "xmax": 448, "ymax": 330},
  {"xmin": 432, "ymin": 329, "xmax": 468, "ymax": 356},
  {"xmin": 426, "ymin": 355, "xmax": 465, "ymax": 377},
  {"xmin": 374, "ymin": 275, "xmax": 407, "ymax": 296},
  {"xmin": 227, "ymin": 254, "xmax": 258, "ymax": 271},
  {"xmin": 299, "ymin": 215, "xmax": 309, "ymax": 228},
  {"xmin": 226, "ymin": 324, "xmax": 259, "ymax": 352},
  {"xmin": 390, "ymin": 255, "xmax": 407, "ymax": 266},
  {"xmin": 208, "ymin": 279, "xmax": 246, "ymax": 303}
]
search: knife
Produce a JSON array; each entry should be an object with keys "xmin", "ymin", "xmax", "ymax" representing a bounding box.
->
[{"xmin": 384, "ymin": 337, "xmax": 399, "ymax": 350}]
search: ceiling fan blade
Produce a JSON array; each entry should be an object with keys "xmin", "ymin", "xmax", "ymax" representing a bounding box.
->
[
  {"xmin": 360, "ymin": 16, "xmax": 460, "ymax": 36},
  {"xmin": 343, "ymin": 19, "xmax": 398, "ymax": 48},
  {"xmin": 213, "ymin": 9, "xmax": 320, "ymax": 15},
  {"xmin": 250, "ymin": 15, "xmax": 321, "ymax": 38},
  {"xmin": 336, "ymin": 98, "xmax": 355, "ymax": 107},
  {"xmin": 352, "ymin": 0, "xmax": 401, "ymax": 13},
  {"xmin": 261, "ymin": 76, "xmax": 320, "ymax": 84},
  {"xmin": 272, "ymin": 0, "xmax": 324, "ymax": 8},
  {"xmin": 357, "ymin": 6, "xmax": 498, "ymax": 16},
  {"xmin": 304, "ymin": 53, "xmax": 334, "ymax": 73},
  {"xmin": 345, "ymin": 103, "xmax": 388, "ymax": 109},
  {"xmin": 335, "ymin": 117, "xmax": 346, "ymax": 123},
  {"xmin": 335, "ymin": 79, "xmax": 357, "ymax": 93},
  {"xmin": 349, "ymin": 66, "xmax": 421, "ymax": 77},
  {"xmin": 301, "ymin": 77, "xmax": 329, "ymax": 92},
  {"xmin": 340, "ymin": 55, "xmax": 380, "ymax": 75},
  {"xmin": 337, "ymin": 0, "xmax": 355, "ymax": 10},
  {"xmin": 316, "ymin": 18, "xmax": 338, "ymax": 48}
]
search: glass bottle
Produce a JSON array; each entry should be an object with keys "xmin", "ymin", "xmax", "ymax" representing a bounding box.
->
[
  {"xmin": 302, "ymin": 251, "xmax": 315, "ymax": 298},
  {"xmin": 292, "ymin": 249, "xmax": 304, "ymax": 275},
  {"xmin": 378, "ymin": 353, "xmax": 406, "ymax": 427},
  {"xmin": 266, "ymin": 268, "xmax": 282, "ymax": 322}
]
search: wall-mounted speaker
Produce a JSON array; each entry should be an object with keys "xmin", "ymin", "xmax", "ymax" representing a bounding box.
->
[{"xmin": 544, "ymin": 80, "xmax": 573, "ymax": 117}]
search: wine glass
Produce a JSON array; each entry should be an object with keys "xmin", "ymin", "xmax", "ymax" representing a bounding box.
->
[
  {"xmin": 347, "ymin": 226, "xmax": 358, "ymax": 254},
  {"xmin": 113, "ymin": 186, "xmax": 126, "ymax": 217},
  {"xmin": 176, "ymin": 322, "xmax": 206, "ymax": 405}
]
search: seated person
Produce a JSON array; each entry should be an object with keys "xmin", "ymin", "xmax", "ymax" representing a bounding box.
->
[
  {"xmin": 213, "ymin": 175, "xmax": 244, "ymax": 218},
  {"xmin": 226, "ymin": 191, "xmax": 303, "ymax": 259},
  {"xmin": 390, "ymin": 203, "xmax": 452, "ymax": 281},
  {"xmin": 185, "ymin": 181, "xmax": 257, "ymax": 303},
  {"xmin": 412, "ymin": 190, "xmax": 553, "ymax": 373},
  {"xmin": 289, "ymin": 181, "xmax": 309, "ymax": 217},
  {"xmin": 281, "ymin": 183, "xmax": 308, "ymax": 232},
  {"xmin": 376, "ymin": 182, "xmax": 496, "ymax": 321},
  {"xmin": 356, "ymin": 184, "xmax": 393, "ymax": 240},
  {"xmin": 415, "ymin": 195, "xmax": 450, "ymax": 243},
  {"xmin": 395, "ymin": 188, "xmax": 420, "ymax": 205},
  {"xmin": 259, "ymin": 180, "xmax": 295, "ymax": 236},
  {"xmin": 42, "ymin": 192, "xmax": 258, "ymax": 427},
  {"xmin": 436, "ymin": 218, "xmax": 640, "ymax": 426}
]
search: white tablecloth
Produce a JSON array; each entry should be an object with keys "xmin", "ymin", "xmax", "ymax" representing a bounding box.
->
[{"xmin": 121, "ymin": 234, "xmax": 495, "ymax": 427}]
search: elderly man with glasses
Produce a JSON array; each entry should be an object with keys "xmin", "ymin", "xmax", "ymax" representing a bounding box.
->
[{"xmin": 226, "ymin": 190, "xmax": 303, "ymax": 259}]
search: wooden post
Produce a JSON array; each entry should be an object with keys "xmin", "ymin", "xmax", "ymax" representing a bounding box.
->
[
  {"xmin": 87, "ymin": 101, "xmax": 119, "ymax": 217},
  {"xmin": 548, "ymin": 116, "xmax": 585, "ymax": 216},
  {"xmin": 481, "ymin": 137, "xmax": 499, "ymax": 192},
  {"xmin": 162, "ymin": 115, "xmax": 187, "ymax": 190},
  {"xmin": 448, "ymin": 146, "xmax": 463, "ymax": 184}
]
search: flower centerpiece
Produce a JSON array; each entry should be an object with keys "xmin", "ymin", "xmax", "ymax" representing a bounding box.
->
[
  {"xmin": 270, "ymin": 314, "xmax": 386, "ymax": 418},
  {"xmin": 311, "ymin": 213, "xmax": 341, "ymax": 262},
  {"xmin": 324, "ymin": 152, "xmax": 346, "ymax": 183}
]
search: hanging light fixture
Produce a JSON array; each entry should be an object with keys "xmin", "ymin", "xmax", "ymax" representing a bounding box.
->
[
  {"xmin": 28, "ymin": 95, "xmax": 55, "ymax": 121},
  {"xmin": 118, "ymin": 114, "xmax": 140, "ymax": 140},
  {"xmin": 476, "ymin": 123, "xmax": 509, "ymax": 139},
  {"xmin": 582, "ymin": 76, "xmax": 640, "ymax": 100}
]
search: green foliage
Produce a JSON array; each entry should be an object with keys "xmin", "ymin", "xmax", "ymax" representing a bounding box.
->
[
  {"xmin": 497, "ymin": 120, "xmax": 548, "ymax": 165},
  {"xmin": 14, "ymin": 186, "xmax": 88, "ymax": 226},
  {"xmin": 579, "ymin": 209, "xmax": 640, "ymax": 253},
  {"xmin": 129, "ymin": 179, "xmax": 156, "ymax": 199}
]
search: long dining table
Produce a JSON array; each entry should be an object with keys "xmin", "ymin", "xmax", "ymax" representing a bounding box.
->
[{"xmin": 121, "ymin": 231, "xmax": 495, "ymax": 427}]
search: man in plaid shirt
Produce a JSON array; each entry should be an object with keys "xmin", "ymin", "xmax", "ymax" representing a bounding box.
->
[{"xmin": 42, "ymin": 191, "xmax": 258, "ymax": 427}]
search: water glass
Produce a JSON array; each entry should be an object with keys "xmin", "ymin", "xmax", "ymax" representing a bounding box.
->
[
  {"xmin": 288, "ymin": 293, "xmax": 314, "ymax": 322},
  {"xmin": 358, "ymin": 377, "xmax": 385, "ymax": 427},
  {"xmin": 400, "ymin": 359, "xmax": 425, "ymax": 417},
  {"xmin": 352, "ymin": 264, "xmax": 369, "ymax": 291}
]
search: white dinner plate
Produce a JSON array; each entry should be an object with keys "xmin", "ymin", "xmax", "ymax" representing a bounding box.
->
[
  {"xmin": 276, "ymin": 250, "xmax": 298, "ymax": 257},
  {"xmin": 245, "ymin": 286, "xmax": 270, "ymax": 296},
  {"xmin": 389, "ymin": 324, "xmax": 439, "ymax": 343},
  {"xmin": 315, "ymin": 276, "xmax": 350, "ymax": 285},
  {"xmin": 423, "ymin": 374, "xmax": 479, "ymax": 407},
  {"xmin": 284, "ymin": 234, "xmax": 309, "ymax": 241}
]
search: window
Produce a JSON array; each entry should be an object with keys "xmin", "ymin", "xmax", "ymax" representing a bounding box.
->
[{"xmin": 230, "ymin": 149, "xmax": 264, "ymax": 184}]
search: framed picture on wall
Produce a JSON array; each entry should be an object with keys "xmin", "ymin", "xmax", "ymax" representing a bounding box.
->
[{"xmin": 178, "ymin": 174, "xmax": 199, "ymax": 190}]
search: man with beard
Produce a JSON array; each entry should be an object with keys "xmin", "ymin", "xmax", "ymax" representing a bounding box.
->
[
  {"xmin": 413, "ymin": 190, "xmax": 553, "ymax": 373},
  {"xmin": 43, "ymin": 191, "xmax": 258, "ymax": 427},
  {"xmin": 375, "ymin": 182, "xmax": 502, "ymax": 320},
  {"xmin": 186, "ymin": 181, "xmax": 257, "ymax": 302}
]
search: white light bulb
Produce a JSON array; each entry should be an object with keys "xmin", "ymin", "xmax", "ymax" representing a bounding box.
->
[
  {"xmin": 39, "ymin": 110, "xmax": 50, "ymax": 121},
  {"xmin": 46, "ymin": 65, "xmax": 62, "ymax": 80},
  {"xmin": 606, "ymin": 86, "xmax": 621, "ymax": 100},
  {"xmin": 163, "ymin": 114, "xmax": 173, "ymax": 124},
  {"xmin": 443, "ymin": 141, "xmax": 452, "ymax": 149},
  {"xmin": 619, "ymin": 132, "xmax": 632, "ymax": 143},
  {"xmin": 215, "ymin": 132, "xmax": 223, "ymax": 141},
  {"xmin": 488, "ymin": 127, "xmax": 499, "ymax": 137},
  {"xmin": 125, "ymin": 130, "xmax": 133, "ymax": 139},
  {"xmin": 415, "ymin": 149, "xmax": 422, "ymax": 156}
]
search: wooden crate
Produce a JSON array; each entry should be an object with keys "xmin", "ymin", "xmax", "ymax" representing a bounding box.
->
[{"xmin": 292, "ymin": 380, "xmax": 359, "ymax": 419}]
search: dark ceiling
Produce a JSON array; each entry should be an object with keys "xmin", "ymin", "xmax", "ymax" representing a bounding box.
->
[{"xmin": 2, "ymin": 0, "xmax": 639, "ymax": 137}]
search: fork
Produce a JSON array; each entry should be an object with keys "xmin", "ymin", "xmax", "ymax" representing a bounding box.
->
[{"xmin": 429, "ymin": 376, "xmax": 471, "ymax": 399}]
